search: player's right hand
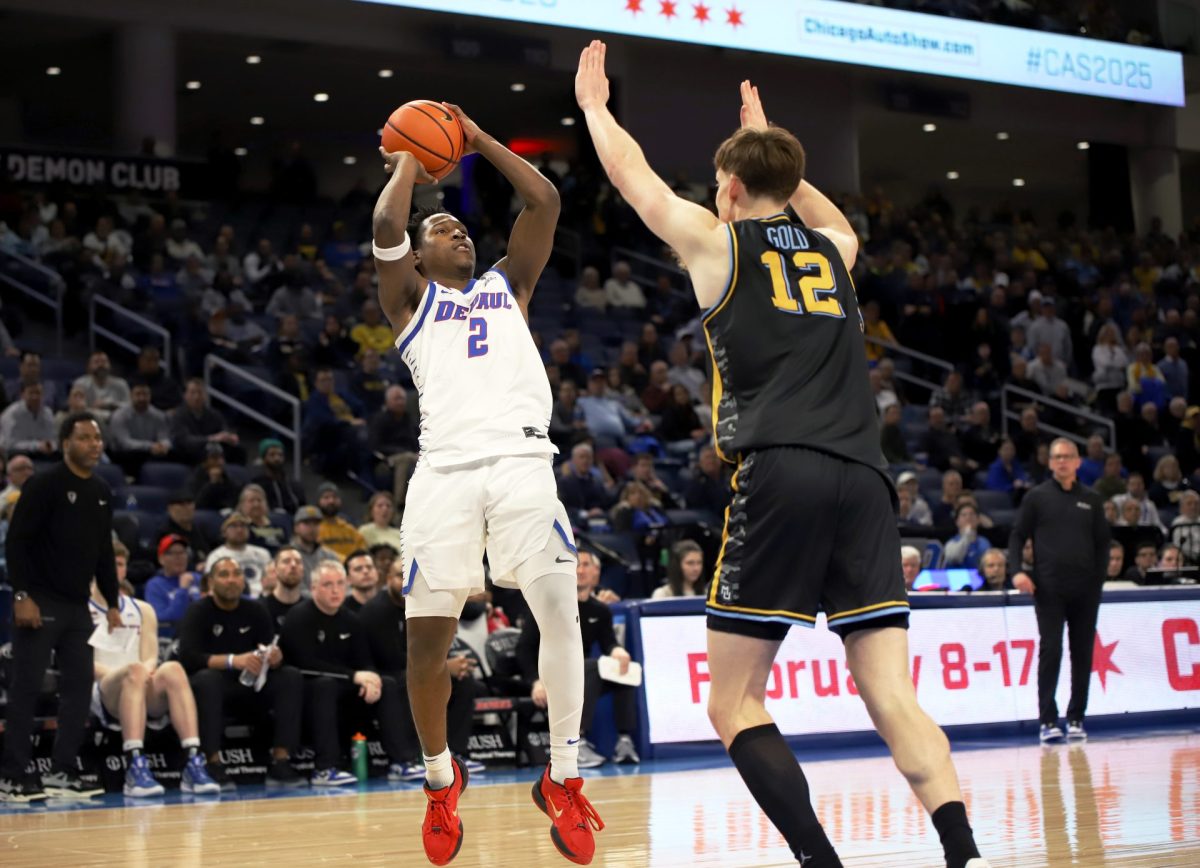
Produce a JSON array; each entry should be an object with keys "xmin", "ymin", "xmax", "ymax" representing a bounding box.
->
[
  {"xmin": 1013, "ymin": 572, "xmax": 1035, "ymax": 594},
  {"xmin": 739, "ymin": 80, "xmax": 768, "ymax": 131},
  {"xmin": 575, "ymin": 40, "xmax": 610, "ymax": 112},
  {"xmin": 238, "ymin": 652, "xmax": 264, "ymax": 675},
  {"xmin": 379, "ymin": 148, "xmax": 436, "ymax": 184},
  {"xmin": 531, "ymin": 679, "xmax": 548, "ymax": 708},
  {"xmin": 14, "ymin": 595, "xmax": 42, "ymax": 629}
]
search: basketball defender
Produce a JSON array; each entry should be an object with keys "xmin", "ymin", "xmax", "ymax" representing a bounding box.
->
[
  {"xmin": 372, "ymin": 103, "xmax": 603, "ymax": 866},
  {"xmin": 576, "ymin": 43, "xmax": 989, "ymax": 868}
]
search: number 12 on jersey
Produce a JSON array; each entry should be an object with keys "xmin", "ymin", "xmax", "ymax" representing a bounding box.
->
[{"xmin": 760, "ymin": 251, "xmax": 845, "ymax": 319}]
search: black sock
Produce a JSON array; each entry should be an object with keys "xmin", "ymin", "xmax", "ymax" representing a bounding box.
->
[
  {"xmin": 727, "ymin": 723, "xmax": 842, "ymax": 867},
  {"xmin": 931, "ymin": 801, "xmax": 981, "ymax": 868}
]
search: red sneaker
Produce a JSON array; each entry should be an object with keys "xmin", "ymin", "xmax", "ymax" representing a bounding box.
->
[
  {"xmin": 531, "ymin": 765, "xmax": 605, "ymax": 865},
  {"xmin": 422, "ymin": 756, "xmax": 469, "ymax": 865}
]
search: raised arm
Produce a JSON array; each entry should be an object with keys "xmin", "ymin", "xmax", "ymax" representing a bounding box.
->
[
  {"xmin": 372, "ymin": 149, "xmax": 434, "ymax": 334},
  {"xmin": 738, "ymin": 81, "xmax": 859, "ymax": 269},
  {"xmin": 575, "ymin": 41, "xmax": 729, "ymax": 307},
  {"xmin": 442, "ymin": 103, "xmax": 560, "ymax": 306}
]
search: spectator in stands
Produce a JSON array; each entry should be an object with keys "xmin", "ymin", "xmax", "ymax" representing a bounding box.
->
[
  {"xmin": 350, "ymin": 300, "xmax": 393, "ymax": 359},
  {"xmin": 1123, "ymin": 542, "xmax": 1158, "ymax": 582},
  {"xmin": 83, "ymin": 215, "xmax": 132, "ymax": 265},
  {"xmin": 266, "ymin": 273, "xmax": 320, "ymax": 321},
  {"xmin": 547, "ymin": 339, "xmax": 586, "ymax": 388},
  {"xmin": 637, "ymin": 322, "xmax": 667, "ymax": 368},
  {"xmin": 929, "ymin": 370, "xmax": 971, "ymax": 424},
  {"xmin": 243, "ymin": 238, "xmax": 281, "ymax": 289},
  {"xmin": 303, "ymin": 368, "xmax": 367, "ymax": 478},
  {"xmin": 1117, "ymin": 496, "xmax": 1145, "ymax": 528},
  {"xmin": 574, "ymin": 265, "xmax": 606, "ymax": 310},
  {"xmin": 1008, "ymin": 355, "xmax": 1040, "ymax": 398},
  {"xmin": 262, "ymin": 545, "xmax": 306, "ymax": 630},
  {"xmin": 290, "ymin": 505, "xmax": 340, "ymax": 590},
  {"xmin": 108, "ymin": 380, "xmax": 172, "ymax": 476},
  {"xmin": 1170, "ymin": 490, "xmax": 1200, "ymax": 566},
  {"xmin": 1127, "ymin": 342, "xmax": 1165, "ymax": 399},
  {"xmin": 614, "ymin": 341, "xmax": 648, "ymax": 393},
  {"xmin": 559, "ymin": 442, "xmax": 615, "ymax": 522},
  {"xmin": 368, "ymin": 385, "xmax": 419, "ymax": 508},
  {"xmin": 605, "ymin": 365, "xmax": 646, "ymax": 417},
  {"xmin": 350, "ymin": 348, "xmax": 390, "ymax": 417},
  {"xmin": 206, "ymin": 234, "xmax": 241, "ymax": 281},
  {"xmin": 280, "ymin": 561, "xmax": 413, "ymax": 786},
  {"xmin": 652, "ymin": 539, "xmax": 705, "ymax": 599},
  {"xmin": 1149, "ymin": 455, "xmax": 1192, "ymax": 508},
  {"xmin": 267, "ymin": 314, "xmax": 307, "ymax": 370},
  {"xmin": 666, "ymin": 341, "xmax": 705, "ymax": 401},
  {"xmin": 1093, "ymin": 453, "xmax": 1128, "ymax": 500},
  {"xmin": 1103, "ymin": 498, "xmax": 1119, "ymax": 525},
  {"xmin": 900, "ymin": 546, "xmax": 922, "ymax": 591},
  {"xmin": 135, "ymin": 346, "xmax": 182, "ymax": 411},
  {"xmin": 564, "ymin": 329, "xmax": 598, "ymax": 375},
  {"xmin": 880, "ymin": 403, "xmax": 910, "ymax": 464},
  {"xmin": 249, "ymin": 438, "xmax": 305, "ymax": 516},
  {"xmin": 920, "ymin": 406, "xmax": 971, "ymax": 474},
  {"xmin": 626, "ymin": 451, "xmax": 678, "ymax": 509},
  {"xmin": 1091, "ymin": 324, "xmax": 1129, "ymax": 413},
  {"xmin": 1115, "ymin": 472, "xmax": 1165, "ymax": 531},
  {"xmin": 0, "ymin": 381, "xmax": 56, "ymax": 456},
  {"xmin": 683, "ymin": 445, "xmax": 730, "ymax": 517},
  {"xmin": 0, "ymin": 453, "xmax": 33, "ymax": 521},
  {"xmin": 1077, "ymin": 435, "xmax": 1107, "ymax": 487},
  {"xmin": 369, "ymin": 542, "xmax": 399, "ymax": 584},
  {"xmin": 1163, "ymin": 397, "xmax": 1187, "ymax": 446},
  {"xmin": 861, "ymin": 300, "xmax": 897, "ymax": 364},
  {"xmin": 578, "ymin": 368, "xmax": 650, "ymax": 448},
  {"xmin": 5, "ymin": 352, "xmax": 59, "ymax": 412},
  {"xmin": 518, "ymin": 550, "xmax": 639, "ymax": 767},
  {"xmin": 315, "ymin": 482, "xmax": 367, "ymax": 558},
  {"xmin": 895, "ymin": 471, "xmax": 933, "ymax": 526},
  {"xmin": 343, "ymin": 549, "xmax": 379, "ymax": 613},
  {"xmin": 1026, "ymin": 296, "xmax": 1072, "ymax": 365},
  {"xmin": 70, "ymin": 350, "xmax": 130, "ymax": 422},
  {"xmin": 358, "ymin": 491, "xmax": 403, "ymax": 552},
  {"xmin": 1012, "ymin": 406, "xmax": 1049, "ymax": 465},
  {"xmin": 171, "ymin": 378, "xmax": 242, "ymax": 465},
  {"xmin": 191, "ymin": 442, "xmax": 240, "ymax": 511},
  {"xmin": 204, "ymin": 512, "xmax": 272, "ymax": 597},
  {"xmin": 1106, "ymin": 542, "xmax": 1125, "ymax": 581},
  {"xmin": 610, "ymin": 481, "xmax": 669, "ymax": 533},
  {"xmin": 604, "ymin": 260, "xmax": 646, "ymax": 309},
  {"xmin": 985, "ymin": 438, "xmax": 1031, "ymax": 497},
  {"xmin": 52, "ymin": 385, "xmax": 91, "ymax": 438},
  {"xmin": 234, "ymin": 483, "xmax": 286, "ymax": 552},
  {"xmin": 138, "ymin": 254, "xmax": 182, "ymax": 306},
  {"xmin": 179, "ymin": 556, "xmax": 304, "ymax": 789},
  {"xmin": 639, "ymin": 360, "xmax": 672, "ymax": 415},
  {"xmin": 145, "ymin": 535, "xmax": 202, "ymax": 637},
  {"xmin": 944, "ymin": 503, "xmax": 989, "ymax": 569},
  {"xmin": 977, "ymin": 548, "xmax": 1008, "ymax": 590},
  {"xmin": 165, "ymin": 219, "xmax": 204, "ymax": 265},
  {"xmin": 931, "ymin": 469, "xmax": 964, "ymax": 526},
  {"xmin": 659, "ymin": 384, "xmax": 706, "ymax": 449},
  {"xmin": 1159, "ymin": 337, "xmax": 1189, "ymax": 400},
  {"xmin": 312, "ymin": 314, "xmax": 358, "ymax": 370},
  {"xmin": 162, "ymin": 490, "xmax": 214, "ymax": 560},
  {"xmin": 1028, "ymin": 342, "xmax": 1068, "ymax": 397},
  {"xmin": 960, "ymin": 401, "xmax": 1000, "ymax": 468},
  {"xmin": 1159, "ymin": 543, "xmax": 1184, "ymax": 573}
]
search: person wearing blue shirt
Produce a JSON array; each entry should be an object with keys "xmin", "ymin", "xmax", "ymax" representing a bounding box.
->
[
  {"xmin": 943, "ymin": 504, "xmax": 990, "ymax": 569},
  {"xmin": 985, "ymin": 439, "xmax": 1032, "ymax": 496},
  {"xmin": 1075, "ymin": 434, "xmax": 1107, "ymax": 488},
  {"xmin": 576, "ymin": 369, "xmax": 650, "ymax": 448},
  {"xmin": 144, "ymin": 534, "xmax": 202, "ymax": 637},
  {"xmin": 1159, "ymin": 337, "xmax": 1189, "ymax": 400}
]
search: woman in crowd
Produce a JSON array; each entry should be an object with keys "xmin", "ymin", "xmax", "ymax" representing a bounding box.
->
[
  {"xmin": 358, "ymin": 490, "xmax": 403, "ymax": 552},
  {"xmin": 651, "ymin": 539, "xmax": 706, "ymax": 599}
]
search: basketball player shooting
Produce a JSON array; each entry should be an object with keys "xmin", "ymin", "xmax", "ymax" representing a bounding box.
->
[
  {"xmin": 371, "ymin": 102, "xmax": 604, "ymax": 866},
  {"xmin": 575, "ymin": 41, "xmax": 989, "ymax": 868}
]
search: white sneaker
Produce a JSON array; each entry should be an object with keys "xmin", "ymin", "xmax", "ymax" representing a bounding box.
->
[
  {"xmin": 311, "ymin": 768, "xmax": 357, "ymax": 787},
  {"xmin": 612, "ymin": 734, "xmax": 641, "ymax": 765},
  {"xmin": 1039, "ymin": 723, "xmax": 1064, "ymax": 744},
  {"xmin": 1066, "ymin": 720, "xmax": 1087, "ymax": 741},
  {"xmin": 964, "ymin": 860, "xmax": 992, "ymax": 868},
  {"xmin": 576, "ymin": 740, "xmax": 607, "ymax": 769}
]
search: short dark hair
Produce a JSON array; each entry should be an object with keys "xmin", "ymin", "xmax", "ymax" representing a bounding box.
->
[
  {"xmin": 344, "ymin": 549, "xmax": 373, "ymax": 570},
  {"xmin": 59, "ymin": 410, "xmax": 100, "ymax": 444},
  {"xmin": 713, "ymin": 127, "xmax": 806, "ymax": 203},
  {"xmin": 407, "ymin": 207, "xmax": 450, "ymax": 253}
]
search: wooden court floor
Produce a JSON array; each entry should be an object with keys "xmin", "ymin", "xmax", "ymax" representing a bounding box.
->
[{"xmin": 2, "ymin": 730, "xmax": 1198, "ymax": 867}]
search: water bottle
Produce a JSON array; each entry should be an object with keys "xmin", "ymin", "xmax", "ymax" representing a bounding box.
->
[
  {"xmin": 238, "ymin": 651, "xmax": 260, "ymax": 687},
  {"xmin": 351, "ymin": 732, "xmax": 369, "ymax": 782}
]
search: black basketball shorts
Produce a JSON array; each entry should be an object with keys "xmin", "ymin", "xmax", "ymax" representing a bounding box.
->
[{"xmin": 706, "ymin": 446, "xmax": 910, "ymax": 641}]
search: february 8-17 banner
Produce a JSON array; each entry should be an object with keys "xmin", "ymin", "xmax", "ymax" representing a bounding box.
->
[{"xmin": 639, "ymin": 598, "xmax": 1200, "ymax": 744}]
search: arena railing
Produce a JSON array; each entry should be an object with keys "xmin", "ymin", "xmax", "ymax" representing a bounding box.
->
[
  {"xmin": 203, "ymin": 354, "xmax": 302, "ymax": 480},
  {"xmin": 0, "ymin": 249, "xmax": 64, "ymax": 356},
  {"xmin": 88, "ymin": 295, "xmax": 171, "ymax": 374},
  {"xmin": 1000, "ymin": 383, "xmax": 1117, "ymax": 450},
  {"xmin": 863, "ymin": 334, "xmax": 954, "ymax": 400}
]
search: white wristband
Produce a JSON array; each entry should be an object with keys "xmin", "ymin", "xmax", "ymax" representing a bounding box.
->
[{"xmin": 372, "ymin": 232, "xmax": 411, "ymax": 261}]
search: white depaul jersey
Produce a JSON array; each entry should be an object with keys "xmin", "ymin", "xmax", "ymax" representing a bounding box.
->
[
  {"xmin": 88, "ymin": 595, "xmax": 145, "ymax": 669},
  {"xmin": 394, "ymin": 269, "xmax": 557, "ymax": 469}
]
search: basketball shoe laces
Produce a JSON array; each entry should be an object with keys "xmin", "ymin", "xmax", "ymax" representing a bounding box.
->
[
  {"xmin": 560, "ymin": 780, "xmax": 605, "ymax": 834},
  {"xmin": 426, "ymin": 792, "xmax": 456, "ymax": 837}
]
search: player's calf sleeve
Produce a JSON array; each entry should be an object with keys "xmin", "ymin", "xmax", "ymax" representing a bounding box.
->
[
  {"xmin": 522, "ymin": 571, "xmax": 585, "ymax": 782},
  {"xmin": 727, "ymin": 723, "xmax": 842, "ymax": 867},
  {"xmin": 931, "ymin": 801, "xmax": 981, "ymax": 868}
]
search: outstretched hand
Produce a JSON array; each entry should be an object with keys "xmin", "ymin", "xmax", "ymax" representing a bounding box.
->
[
  {"xmin": 378, "ymin": 148, "xmax": 435, "ymax": 184},
  {"xmin": 739, "ymin": 80, "xmax": 768, "ymax": 131},
  {"xmin": 441, "ymin": 102, "xmax": 482, "ymax": 155},
  {"xmin": 575, "ymin": 40, "xmax": 610, "ymax": 112}
]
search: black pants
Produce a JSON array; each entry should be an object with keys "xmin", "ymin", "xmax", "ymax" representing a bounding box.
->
[
  {"xmin": 1, "ymin": 595, "xmax": 94, "ymax": 777},
  {"xmin": 189, "ymin": 666, "xmax": 304, "ymax": 756},
  {"xmin": 580, "ymin": 658, "xmax": 638, "ymax": 736},
  {"xmin": 304, "ymin": 675, "xmax": 414, "ymax": 769},
  {"xmin": 1034, "ymin": 587, "xmax": 1102, "ymax": 724},
  {"xmin": 448, "ymin": 676, "xmax": 483, "ymax": 757}
]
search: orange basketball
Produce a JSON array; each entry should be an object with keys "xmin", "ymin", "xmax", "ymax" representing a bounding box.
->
[{"xmin": 381, "ymin": 100, "xmax": 464, "ymax": 181}]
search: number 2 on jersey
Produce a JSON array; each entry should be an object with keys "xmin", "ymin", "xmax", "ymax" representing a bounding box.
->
[
  {"xmin": 760, "ymin": 251, "xmax": 844, "ymax": 318},
  {"xmin": 467, "ymin": 317, "xmax": 489, "ymax": 358}
]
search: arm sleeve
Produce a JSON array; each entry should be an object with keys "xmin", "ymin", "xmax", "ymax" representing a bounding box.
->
[
  {"xmin": 94, "ymin": 501, "xmax": 120, "ymax": 609},
  {"xmin": 4, "ymin": 476, "xmax": 50, "ymax": 594},
  {"xmin": 177, "ymin": 604, "xmax": 210, "ymax": 674},
  {"xmin": 1008, "ymin": 489, "xmax": 1037, "ymax": 572}
]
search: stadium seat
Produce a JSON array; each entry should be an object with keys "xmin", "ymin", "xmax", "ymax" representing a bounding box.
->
[
  {"xmin": 93, "ymin": 462, "xmax": 127, "ymax": 493},
  {"xmin": 194, "ymin": 509, "xmax": 224, "ymax": 543},
  {"xmin": 121, "ymin": 485, "xmax": 170, "ymax": 514},
  {"xmin": 974, "ymin": 490, "xmax": 1014, "ymax": 513},
  {"xmin": 139, "ymin": 461, "xmax": 191, "ymax": 490}
]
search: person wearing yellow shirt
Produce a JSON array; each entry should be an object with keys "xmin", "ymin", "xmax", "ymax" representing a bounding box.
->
[
  {"xmin": 862, "ymin": 300, "xmax": 898, "ymax": 363},
  {"xmin": 315, "ymin": 482, "xmax": 367, "ymax": 559},
  {"xmin": 349, "ymin": 300, "xmax": 393, "ymax": 358}
]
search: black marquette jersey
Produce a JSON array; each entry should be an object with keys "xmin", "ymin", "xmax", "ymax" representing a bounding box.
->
[{"xmin": 702, "ymin": 213, "xmax": 885, "ymax": 472}]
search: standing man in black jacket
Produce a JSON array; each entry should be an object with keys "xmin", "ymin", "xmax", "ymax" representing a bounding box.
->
[
  {"xmin": 1009, "ymin": 437, "xmax": 1110, "ymax": 744},
  {"xmin": 0, "ymin": 411, "xmax": 121, "ymax": 802}
]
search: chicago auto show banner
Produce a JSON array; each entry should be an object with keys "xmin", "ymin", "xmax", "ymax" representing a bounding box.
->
[{"xmin": 639, "ymin": 600, "xmax": 1200, "ymax": 743}]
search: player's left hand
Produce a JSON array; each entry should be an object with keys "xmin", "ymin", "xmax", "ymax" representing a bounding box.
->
[
  {"xmin": 106, "ymin": 606, "xmax": 123, "ymax": 633},
  {"xmin": 575, "ymin": 40, "xmax": 610, "ymax": 112},
  {"xmin": 739, "ymin": 80, "xmax": 768, "ymax": 131},
  {"xmin": 611, "ymin": 646, "xmax": 631, "ymax": 675},
  {"xmin": 440, "ymin": 103, "xmax": 482, "ymax": 155}
]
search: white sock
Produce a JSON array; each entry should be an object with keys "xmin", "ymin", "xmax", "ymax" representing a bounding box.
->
[
  {"xmin": 423, "ymin": 747, "xmax": 453, "ymax": 789},
  {"xmin": 523, "ymin": 572, "xmax": 584, "ymax": 784},
  {"xmin": 123, "ymin": 739, "xmax": 143, "ymax": 754}
]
